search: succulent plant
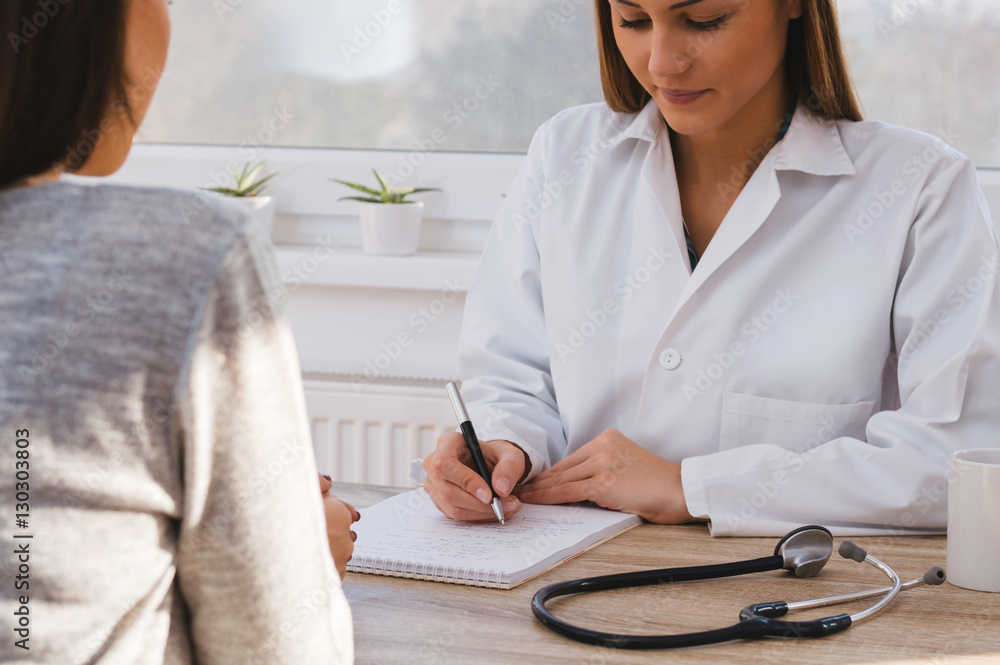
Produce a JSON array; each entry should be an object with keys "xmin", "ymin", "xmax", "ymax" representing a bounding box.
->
[
  {"xmin": 333, "ymin": 169, "xmax": 440, "ymax": 204},
  {"xmin": 202, "ymin": 160, "xmax": 278, "ymax": 197}
]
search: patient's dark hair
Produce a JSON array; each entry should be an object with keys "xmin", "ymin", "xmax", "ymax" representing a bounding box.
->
[{"xmin": 0, "ymin": 0, "xmax": 130, "ymax": 188}]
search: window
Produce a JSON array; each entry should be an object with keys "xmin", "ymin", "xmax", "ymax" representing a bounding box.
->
[
  {"xmin": 139, "ymin": 0, "xmax": 999, "ymax": 168},
  {"xmin": 837, "ymin": 0, "xmax": 999, "ymax": 168},
  {"xmin": 138, "ymin": 0, "xmax": 603, "ymax": 153}
]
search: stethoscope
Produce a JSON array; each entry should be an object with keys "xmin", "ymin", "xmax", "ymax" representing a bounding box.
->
[{"xmin": 532, "ymin": 525, "xmax": 946, "ymax": 649}]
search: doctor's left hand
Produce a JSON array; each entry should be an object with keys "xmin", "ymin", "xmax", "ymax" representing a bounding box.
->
[{"xmin": 515, "ymin": 429, "xmax": 698, "ymax": 524}]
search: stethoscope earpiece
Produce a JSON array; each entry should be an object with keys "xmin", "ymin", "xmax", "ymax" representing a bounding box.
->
[
  {"xmin": 923, "ymin": 567, "xmax": 946, "ymax": 585},
  {"xmin": 838, "ymin": 540, "xmax": 868, "ymax": 562}
]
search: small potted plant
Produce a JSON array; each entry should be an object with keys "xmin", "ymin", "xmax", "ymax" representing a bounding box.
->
[
  {"xmin": 332, "ymin": 169, "xmax": 440, "ymax": 256},
  {"xmin": 202, "ymin": 160, "xmax": 279, "ymax": 240}
]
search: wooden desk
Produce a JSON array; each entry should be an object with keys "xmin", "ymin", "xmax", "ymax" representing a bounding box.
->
[{"xmin": 335, "ymin": 483, "xmax": 1000, "ymax": 665}]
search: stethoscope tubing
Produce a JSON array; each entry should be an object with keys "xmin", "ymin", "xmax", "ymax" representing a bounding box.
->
[
  {"xmin": 531, "ymin": 532, "xmax": 945, "ymax": 650},
  {"xmin": 537, "ymin": 554, "xmax": 782, "ymax": 597},
  {"xmin": 531, "ymin": 554, "xmax": 853, "ymax": 649}
]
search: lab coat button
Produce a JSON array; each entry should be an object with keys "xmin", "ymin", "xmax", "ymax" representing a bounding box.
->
[{"xmin": 659, "ymin": 348, "xmax": 682, "ymax": 370}]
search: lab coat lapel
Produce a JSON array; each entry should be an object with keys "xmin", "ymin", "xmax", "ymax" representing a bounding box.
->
[
  {"xmin": 638, "ymin": 135, "xmax": 689, "ymax": 265},
  {"xmin": 606, "ymin": 99, "xmax": 689, "ymax": 271},
  {"xmin": 661, "ymin": 104, "xmax": 856, "ymax": 321},
  {"xmin": 665, "ymin": 146, "xmax": 783, "ymax": 323},
  {"xmin": 614, "ymin": 102, "xmax": 855, "ymax": 331}
]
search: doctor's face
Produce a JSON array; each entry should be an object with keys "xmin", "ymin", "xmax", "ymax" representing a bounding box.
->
[{"xmin": 609, "ymin": 0, "xmax": 802, "ymax": 137}]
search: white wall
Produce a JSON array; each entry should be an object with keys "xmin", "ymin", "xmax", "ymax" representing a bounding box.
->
[{"xmin": 101, "ymin": 146, "xmax": 1000, "ymax": 382}]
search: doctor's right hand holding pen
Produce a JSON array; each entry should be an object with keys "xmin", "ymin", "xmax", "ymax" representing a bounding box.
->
[
  {"xmin": 422, "ymin": 429, "xmax": 698, "ymax": 525},
  {"xmin": 423, "ymin": 433, "xmax": 529, "ymax": 522}
]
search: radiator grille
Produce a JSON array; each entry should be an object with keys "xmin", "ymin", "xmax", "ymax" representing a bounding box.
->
[{"xmin": 303, "ymin": 373, "xmax": 457, "ymax": 486}]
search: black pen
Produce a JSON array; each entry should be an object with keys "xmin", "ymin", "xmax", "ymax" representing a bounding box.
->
[{"xmin": 445, "ymin": 381, "xmax": 505, "ymax": 524}]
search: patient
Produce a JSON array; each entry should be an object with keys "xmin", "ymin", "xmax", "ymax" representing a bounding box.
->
[{"xmin": 0, "ymin": 1, "xmax": 354, "ymax": 663}]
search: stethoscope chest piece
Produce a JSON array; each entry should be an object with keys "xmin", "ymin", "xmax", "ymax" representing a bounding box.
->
[
  {"xmin": 531, "ymin": 525, "xmax": 945, "ymax": 650},
  {"xmin": 774, "ymin": 524, "xmax": 834, "ymax": 577}
]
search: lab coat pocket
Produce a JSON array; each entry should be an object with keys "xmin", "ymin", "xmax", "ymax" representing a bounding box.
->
[{"xmin": 719, "ymin": 392, "xmax": 875, "ymax": 452}]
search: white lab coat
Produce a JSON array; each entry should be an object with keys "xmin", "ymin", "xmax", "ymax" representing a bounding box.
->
[{"xmin": 457, "ymin": 99, "xmax": 1000, "ymax": 536}]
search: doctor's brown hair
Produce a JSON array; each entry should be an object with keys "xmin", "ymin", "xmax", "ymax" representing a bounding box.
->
[
  {"xmin": 594, "ymin": 0, "xmax": 864, "ymax": 122},
  {"xmin": 0, "ymin": 0, "xmax": 130, "ymax": 188}
]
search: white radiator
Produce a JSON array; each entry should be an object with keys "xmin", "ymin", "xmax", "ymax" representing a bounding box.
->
[{"xmin": 302, "ymin": 372, "xmax": 457, "ymax": 486}]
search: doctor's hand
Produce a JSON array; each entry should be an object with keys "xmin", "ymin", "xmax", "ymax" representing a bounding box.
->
[
  {"xmin": 515, "ymin": 429, "xmax": 697, "ymax": 525},
  {"xmin": 319, "ymin": 473, "xmax": 360, "ymax": 579},
  {"xmin": 423, "ymin": 431, "xmax": 529, "ymax": 522}
]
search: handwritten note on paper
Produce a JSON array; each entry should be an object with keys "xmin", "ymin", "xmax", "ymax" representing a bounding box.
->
[{"xmin": 350, "ymin": 488, "xmax": 642, "ymax": 585}]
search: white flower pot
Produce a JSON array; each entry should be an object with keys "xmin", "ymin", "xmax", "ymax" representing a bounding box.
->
[
  {"xmin": 223, "ymin": 196, "xmax": 277, "ymax": 241},
  {"xmin": 358, "ymin": 201, "xmax": 423, "ymax": 256}
]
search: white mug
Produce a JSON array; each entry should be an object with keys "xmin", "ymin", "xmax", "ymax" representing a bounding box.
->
[{"xmin": 947, "ymin": 448, "xmax": 1000, "ymax": 592}]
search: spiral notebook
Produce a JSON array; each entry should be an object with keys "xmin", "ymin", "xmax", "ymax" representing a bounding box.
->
[{"xmin": 347, "ymin": 488, "xmax": 642, "ymax": 589}]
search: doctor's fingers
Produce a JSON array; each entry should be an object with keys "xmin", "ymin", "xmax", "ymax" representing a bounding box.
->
[
  {"xmin": 425, "ymin": 463, "xmax": 494, "ymax": 512},
  {"xmin": 424, "ymin": 475, "xmax": 522, "ymax": 522},
  {"xmin": 536, "ymin": 429, "xmax": 637, "ymax": 480},
  {"xmin": 482, "ymin": 441, "xmax": 527, "ymax": 497},
  {"xmin": 423, "ymin": 478, "xmax": 493, "ymax": 521},
  {"xmin": 426, "ymin": 431, "xmax": 473, "ymax": 466},
  {"xmin": 424, "ymin": 443, "xmax": 492, "ymax": 496},
  {"xmin": 528, "ymin": 436, "xmax": 633, "ymax": 485},
  {"xmin": 439, "ymin": 460, "xmax": 522, "ymax": 516},
  {"xmin": 518, "ymin": 477, "xmax": 607, "ymax": 507},
  {"xmin": 517, "ymin": 456, "xmax": 606, "ymax": 494},
  {"xmin": 424, "ymin": 435, "xmax": 523, "ymax": 501}
]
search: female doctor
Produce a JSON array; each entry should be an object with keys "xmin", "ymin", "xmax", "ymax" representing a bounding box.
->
[{"xmin": 422, "ymin": 0, "xmax": 1000, "ymax": 535}]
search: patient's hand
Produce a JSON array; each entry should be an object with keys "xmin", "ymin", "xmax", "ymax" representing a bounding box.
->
[{"xmin": 319, "ymin": 474, "xmax": 360, "ymax": 579}]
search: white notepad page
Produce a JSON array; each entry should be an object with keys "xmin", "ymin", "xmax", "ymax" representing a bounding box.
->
[{"xmin": 347, "ymin": 488, "xmax": 642, "ymax": 589}]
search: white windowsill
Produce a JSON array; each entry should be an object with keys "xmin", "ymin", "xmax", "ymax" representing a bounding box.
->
[
  {"xmin": 273, "ymin": 244, "xmax": 479, "ymax": 291},
  {"xmin": 101, "ymin": 145, "xmax": 1000, "ymax": 273}
]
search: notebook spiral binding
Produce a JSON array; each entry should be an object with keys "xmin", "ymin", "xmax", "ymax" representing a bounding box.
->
[{"xmin": 347, "ymin": 554, "xmax": 506, "ymax": 589}]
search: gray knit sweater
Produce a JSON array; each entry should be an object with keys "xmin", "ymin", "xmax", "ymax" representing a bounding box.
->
[{"xmin": 0, "ymin": 182, "xmax": 353, "ymax": 664}]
